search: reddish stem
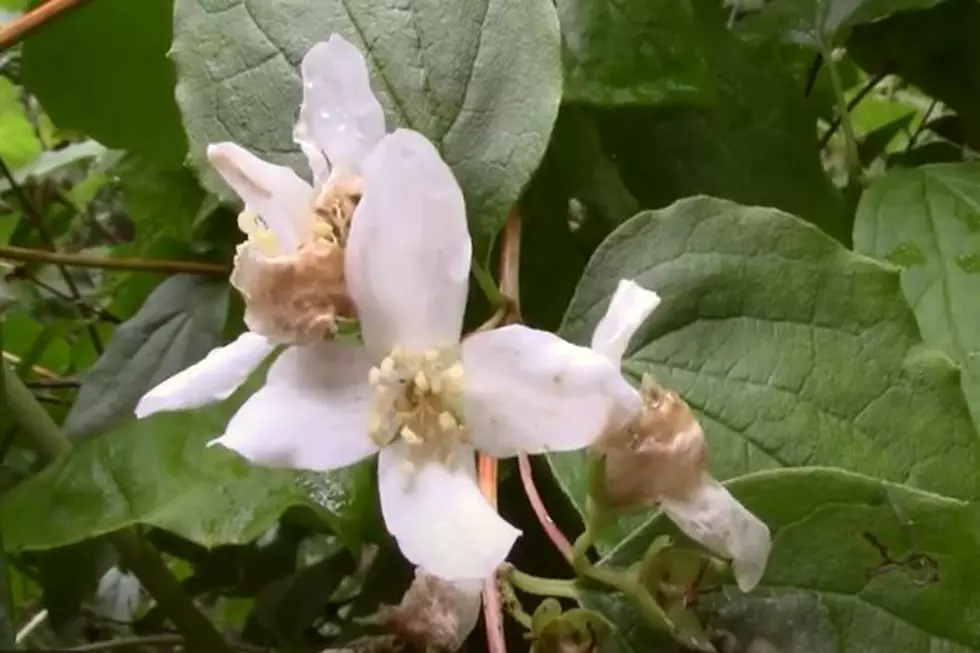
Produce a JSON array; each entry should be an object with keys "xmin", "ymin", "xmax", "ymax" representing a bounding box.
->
[
  {"xmin": 518, "ymin": 453, "xmax": 574, "ymax": 563},
  {"xmin": 0, "ymin": 0, "xmax": 90, "ymax": 50}
]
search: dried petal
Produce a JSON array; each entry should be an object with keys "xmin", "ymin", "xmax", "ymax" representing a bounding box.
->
[{"xmin": 379, "ymin": 569, "xmax": 482, "ymax": 652}]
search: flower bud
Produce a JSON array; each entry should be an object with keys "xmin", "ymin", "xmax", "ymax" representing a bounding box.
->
[{"xmin": 378, "ymin": 569, "xmax": 482, "ymax": 652}]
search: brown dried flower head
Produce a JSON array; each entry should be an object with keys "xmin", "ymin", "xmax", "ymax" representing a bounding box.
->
[
  {"xmin": 596, "ymin": 374, "xmax": 707, "ymax": 509},
  {"xmin": 232, "ymin": 167, "xmax": 363, "ymax": 345},
  {"xmin": 378, "ymin": 569, "xmax": 481, "ymax": 652}
]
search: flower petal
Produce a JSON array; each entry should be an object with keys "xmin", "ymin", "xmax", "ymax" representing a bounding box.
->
[
  {"xmin": 659, "ymin": 475, "xmax": 772, "ymax": 592},
  {"xmin": 590, "ymin": 279, "xmax": 661, "ymax": 364},
  {"xmin": 135, "ymin": 332, "xmax": 274, "ymax": 418},
  {"xmin": 346, "ymin": 129, "xmax": 471, "ymax": 357},
  {"xmin": 461, "ymin": 325, "xmax": 642, "ymax": 458},
  {"xmin": 207, "ymin": 142, "xmax": 313, "ymax": 251},
  {"xmin": 293, "ymin": 34, "xmax": 386, "ymax": 178},
  {"xmin": 378, "ymin": 442, "xmax": 519, "ymax": 581},
  {"xmin": 211, "ymin": 341, "xmax": 377, "ymax": 471}
]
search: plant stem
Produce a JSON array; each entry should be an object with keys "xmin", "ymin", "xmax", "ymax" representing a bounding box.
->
[
  {"xmin": 0, "ymin": 0, "xmax": 90, "ymax": 51},
  {"xmin": 505, "ymin": 567, "xmax": 580, "ymax": 600},
  {"xmin": 477, "ymin": 454, "xmax": 507, "ymax": 653},
  {"xmin": 0, "ymin": 244, "xmax": 229, "ymax": 277},
  {"xmin": 819, "ymin": 42, "xmax": 863, "ymax": 182},
  {"xmin": 818, "ymin": 70, "xmax": 888, "ymax": 150},
  {"xmin": 905, "ymin": 98, "xmax": 938, "ymax": 153},
  {"xmin": 2, "ymin": 365, "xmax": 233, "ymax": 653},
  {"xmin": 0, "ymin": 158, "xmax": 104, "ymax": 354},
  {"xmin": 518, "ymin": 453, "xmax": 574, "ymax": 563}
]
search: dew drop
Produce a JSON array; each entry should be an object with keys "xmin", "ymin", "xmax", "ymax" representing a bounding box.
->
[
  {"xmin": 885, "ymin": 242, "xmax": 927, "ymax": 268},
  {"xmin": 955, "ymin": 252, "xmax": 980, "ymax": 273},
  {"xmin": 320, "ymin": 111, "xmax": 331, "ymax": 120}
]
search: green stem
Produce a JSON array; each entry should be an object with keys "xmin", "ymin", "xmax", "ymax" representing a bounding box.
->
[
  {"xmin": 471, "ymin": 259, "xmax": 507, "ymax": 307},
  {"xmin": 2, "ymin": 365, "xmax": 233, "ymax": 653},
  {"xmin": 819, "ymin": 41, "xmax": 863, "ymax": 182},
  {"xmin": 506, "ymin": 568, "xmax": 580, "ymax": 601}
]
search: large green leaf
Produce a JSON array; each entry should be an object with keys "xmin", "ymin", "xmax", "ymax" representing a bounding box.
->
[
  {"xmin": 558, "ymin": 0, "xmax": 714, "ymax": 105},
  {"xmin": 20, "ymin": 0, "xmax": 187, "ymax": 165},
  {"xmin": 64, "ymin": 275, "xmax": 229, "ymax": 438},
  {"xmin": 550, "ymin": 197, "xmax": 980, "ymax": 545},
  {"xmin": 590, "ymin": 468, "xmax": 980, "ymax": 653},
  {"xmin": 2, "ymin": 378, "xmax": 375, "ymax": 551},
  {"xmin": 738, "ymin": 0, "xmax": 948, "ymax": 44},
  {"xmin": 853, "ymin": 163, "xmax": 980, "ymax": 427},
  {"xmin": 170, "ymin": 0, "xmax": 562, "ymax": 259},
  {"xmin": 0, "ymin": 77, "xmax": 41, "ymax": 170}
]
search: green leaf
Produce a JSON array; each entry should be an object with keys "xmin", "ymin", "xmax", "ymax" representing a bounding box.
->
[
  {"xmin": 853, "ymin": 163, "xmax": 980, "ymax": 430},
  {"xmin": 558, "ymin": 0, "xmax": 714, "ymax": 105},
  {"xmin": 115, "ymin": 155, "xmax": 209, "ymax": 248},
  {"xmin": 595, "ymin": 468, "xmax": 980, "ymax": 653},
  {"xmin": 0, "ymin": 77, "xmax": 42, "ymax": 169},
  {"xmin": 2, "ymin": 389, "xmax": 375, "ymax": 551},
  {"xmin": 64, "ymin": 275, "xmax": 229, "ymax": 438},
  {"xmin": 171, "ymin": 0, "xmax": 562, "ymax": 259},
  {"xmin": 20, "ymin": 0, "xmax": 187, "ymax": 164},
  {"xmin": 550, "ymin": 196, "xmax": 980, "ymax": 545},
  {"xmin": 738, "ymin": 0, "xmax": 948, "ymax": 44},
  {"xmin": 847, "ymin": 0, "xmax": 980, "ymax": 152}
]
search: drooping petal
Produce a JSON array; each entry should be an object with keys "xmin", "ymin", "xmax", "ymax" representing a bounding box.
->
[
  {"xmin": 211, "ymin": 341, "xmax": 378, "ymax": 471},
  {"xmin": 590, "ymin": 279, "xmax": 661, "ymax": 364},
  {"xmin": 135, "ymin": 332, "xmax": 274, "ymax": 419},
  {"xmin": 378, "ymin": 441, "xmax": 519, "ymax": 581},
  {"xmin": 659, "ymin": 475, "xmax": 772, "ymax": 592},
  {"xmin": 207, "ymin": 142, "xmax": 313, "ymax": 251},
  {"xmin": 293, "ymin": 34, "xmax": 386, "ymax": 179},
  {"xmin": 346, "ymin": 129, "xmax": 472, "ymax": 357},
  {"xmin": 461, "ymin": 325, "xmax": 643, "ymax": 458},
  {"xmin": 380, "ymin": 569, "xmax": 483, "ymax": 651}
]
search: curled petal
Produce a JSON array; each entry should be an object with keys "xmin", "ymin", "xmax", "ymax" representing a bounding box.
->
[
  {"xmin": 590, "ymin": 279, "xmax": 661, "ymax": 364},
  {"xmin": 211, "ymin": 342, "xmax": 377, "ymax": 471},
  {"xmin": 135, "ymin": 332, "xmax": 274, "ymax": 418},
  {"xmin": 461, "ymin": 325, "xmax": 642, "ymax": 458},
  {"xmin": 346, "ymin": 129, "xmax": 471, "ymax": 357},
  {"xmin": 294, "ymin": 34, "xmax": 387, "ymax": 179},
  {"xmin": 659, "ymin": 475, "xmax": 772, "ymax": 592},
  {"xmin": 380, "ymin": 569, "xmax": 482, "ymax": 651},
  {"xmin": 207, "ymin": 142, "xmax": 313, "ymax": 251},
  {"xmin": 378, "ymin": 441, "xmax": 519, "ymax": 581}
]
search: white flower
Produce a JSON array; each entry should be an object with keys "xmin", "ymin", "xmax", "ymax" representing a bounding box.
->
[
  {"xmin": 590, "ymin": 279, "xmax": 772, "ymax": 592},
  {"xmin": 94, "ymin": 566, "xmax": 143, "ymax": 622},
  {"xmin": 135, "ymin": 34, "xmax": 387, "ymax": 418},
  {"xmin": 136, "ymin": 36, "xmax": 635, "ymax": 582}
]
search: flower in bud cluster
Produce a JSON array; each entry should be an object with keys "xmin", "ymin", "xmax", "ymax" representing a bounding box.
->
[
  {"xmin": 378, "ymin": 569, "xmax": 482, "ymax": 651},
  {"xmin": 589, "ymin": 280, "xmax": 772, "ymax": 592},
  {"xmin": 136, "ymin": 36, "xmax": 635, "ymax": 582}
]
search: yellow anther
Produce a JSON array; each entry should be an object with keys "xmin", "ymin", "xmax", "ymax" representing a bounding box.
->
[
  {"xmin": 414, "ymin": 371, "xmax": 430, "ymax": 394},
  {"xmin": 429, "ymin": 375, "xmax": 443, "ymax": 394},
  {"xmin": 444, "ymin": 363, "xmax": 464, "ymax": 386},
  {"xmin": 423, "ymin": 349, "xmax": 440, "ymax": 363},
  {"xmin": 400, "ymin": 426, "xmax": 422, "ymax": 444},
  {"xmin": 313, "ymin": 221, "xmax": 335, "ymax": 240},
  {"xmin": 438, "ymin": 411, "xmax": 459, "ymax": 432},
  {"xmin": 391, "ymin": 345, "xmax": 406, "ymax": 361},
  {"xmin": 369, "ymin": 367, "xmax": 382, "ymax": 387}
]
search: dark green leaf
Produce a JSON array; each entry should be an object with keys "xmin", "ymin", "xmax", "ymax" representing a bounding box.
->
[
  {"xmin": 21, "ymin": 0, "xmax": 187, "ymax": 164},
  {"xmin": 115, "ymin": 155, "xmax": 209, "ymax": 248},
  {"xmin": 551, "ymin": 197, "xmax": 980, "ymax": 546},
  {"xmin": 171, "ymin": 0, "xmax": 562, "ymax": 259},
  {"xmin": 64, "ymin": 275, "xmax": 229, "ymax": 438},
  {"xmin": 599, "ymin": 468, "xmax": 980, "ymax": 653},
  {"xmin": 2, "ymin": 387, "xmax": 375, "ymax": 550}
]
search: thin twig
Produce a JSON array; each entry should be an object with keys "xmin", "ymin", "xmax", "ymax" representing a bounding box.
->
[
  {"xmin": 0, "ymin": 156, "xmax": 104, "ymax": 353},
  {"xmin": 1, "ymin": 351, "xmax": 61, "ymax": 380},
  {"xmin": 517, "ymin": 454, "xmax": 574, "ymax": 563},
  {"xmin": 0, "ymin": 244, "xmax": 230, "ymax": 277},
  {"xmin": 905, "ymin": 99, "xmax": 938, "ymax": 153},
  {"xmin": 818, "ymin": 70, "xmax": 889, "ymax": 150},
  {"xmin": 14, "ymin": 608, "xmax": 47, "ymax": 645},
  {"xmin": 24, "ymin": 274, "xmax": 122, "ymax": 324},
  {"xmin": 0, "ymin": 0, "xmax": 90, "ymax": 51}
]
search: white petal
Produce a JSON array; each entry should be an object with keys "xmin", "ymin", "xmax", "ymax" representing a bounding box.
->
[
  {"xmin": 293, "ymin": 34, "xmax": 387, "ymax": 177},
  {"xmin": 378, "ymin": 442, "xmax": 519, "ymax": 581},
  {"xmin": 207, "ymin": 142, "xmax": 313, "ymax": 251},
  {"xmin": 590, "ymin": 279, "xmax": 661, "ymax": 364},
  {"xmin": 135, "ymin": 332, "xmax": 274, "ymax": 418},
  {"xmin": 211, "ymin": 342, "xmax": 378, "ymax": 471},
  {"xmin": 659, "ymin": 476, "xmax": 772, "ymax": 592},
  {"xmin": 461, "ymin": 325, "xmax": 643, "ymax": 458},
  {"xmin": 346, "ymin": 129, "xmax": 472, "ymax": 357}
]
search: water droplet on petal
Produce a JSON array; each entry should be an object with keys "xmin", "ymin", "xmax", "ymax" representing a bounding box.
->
[{"xmin": 320, "ymin": 111, "xmax": 331, "ymax": 120}]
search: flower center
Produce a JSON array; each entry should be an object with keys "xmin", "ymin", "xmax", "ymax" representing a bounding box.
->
[{"xmin": 368, "ymin": 345, "xmax": 467, "ymax": 466}]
